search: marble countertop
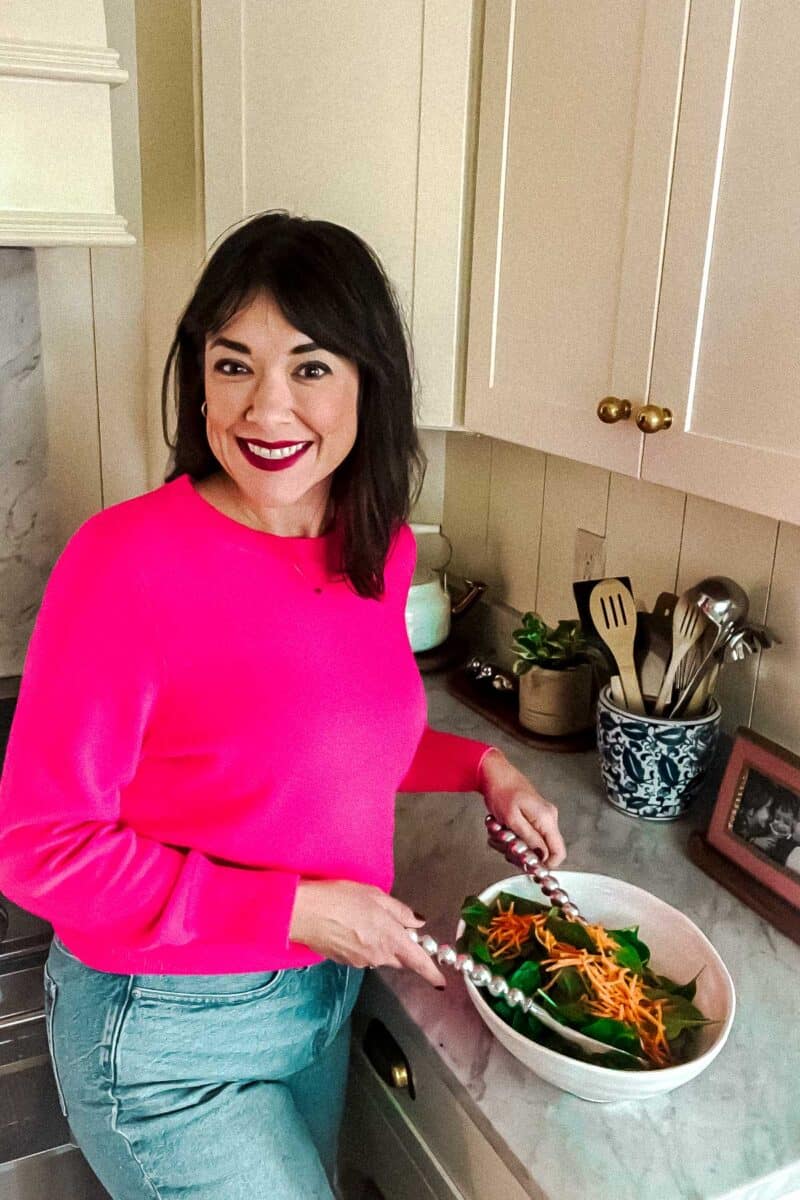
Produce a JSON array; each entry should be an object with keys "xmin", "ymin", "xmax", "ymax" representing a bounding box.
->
[{"xmin": 378, "ymin": 674, "xmax": 800, "ymax": 1200}]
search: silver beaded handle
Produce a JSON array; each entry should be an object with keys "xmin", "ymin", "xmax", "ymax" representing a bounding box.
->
[
  {"xmin": 407, "ymin": 926, "xmax": 535, "ymax": 1010},
  {"xmin": 483, "ymin": 814, "xmax": 583, "ymax": 921},
  {"xmin": 406, "ymin": 925, "xmax": 646, "ymax": 1063}
]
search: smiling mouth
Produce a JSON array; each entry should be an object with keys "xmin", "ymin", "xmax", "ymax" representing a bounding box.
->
[{"xmin": 236, "ymin": 438, "xmax": 312, "ymax": 472}]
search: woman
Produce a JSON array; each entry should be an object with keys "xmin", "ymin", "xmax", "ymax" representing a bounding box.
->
[{"xmin": 0, "ymin": 212, "xmax": 565, "ymax": 1199}]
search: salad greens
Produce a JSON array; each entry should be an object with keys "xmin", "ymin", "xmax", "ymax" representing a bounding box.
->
[{"xmin": 458, "ymin": 893, "xmax": 713, "ymax": 1071}]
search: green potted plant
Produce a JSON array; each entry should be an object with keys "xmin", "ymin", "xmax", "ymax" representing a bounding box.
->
[{"xmin": 511, "ymin": 612, "xmax": 598, "ymax": 737}]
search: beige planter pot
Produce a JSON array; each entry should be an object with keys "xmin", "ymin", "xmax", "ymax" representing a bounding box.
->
[{"xmin": 518, "ymin": 663, "xmax": 594, "ymax": 737}]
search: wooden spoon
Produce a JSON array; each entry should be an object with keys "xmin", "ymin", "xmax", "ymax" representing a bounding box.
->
[
  {"xmin": 589, "ymin": 580, "xmax": 646, "ymax": 715},
  {"xmin": 653, "ymin": 590, "xmax": 708, "ymax": 716}
]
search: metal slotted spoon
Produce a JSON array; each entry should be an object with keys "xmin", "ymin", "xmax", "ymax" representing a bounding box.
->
[{"xmin": 408, "ymin": 816, "xmax": 647, "ymax": 1066}]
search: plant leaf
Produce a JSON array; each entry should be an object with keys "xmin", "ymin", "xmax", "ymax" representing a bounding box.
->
[
  {"xmin": 460, "ymin": 895, "xmax": 492, "ymax": 928},
  {"xmin": 507, "ymin": 960, "xmax": 543, "ymax": 995},
  {"xmin": 494, "ymin": 892, "xmax": 550, "ymax": 918},
  {"xmin": 511, "ymin": 1005, "xmax": 529, "ymax": 1034},
  {"xmin": 646, "ymin": 969, "xmax": 701, "ymax": 1002},
  {"xmin": 548, "ymin": 965, "xmax": 587, "ymax": 1005},
  {"xmin": 580, "ymin": 1018, "xmax": 642, "ymax": 1056},
  {"xmin": 609, "ymin": 926, "xmax": 650, "ymax": 971},
  {"xmin": 545, "ymin": 910, "xmax": 597, "ymax": 951},
  {"xmin": 661, "ymin": 995, "xmax": 715, "ymax": 1041}
]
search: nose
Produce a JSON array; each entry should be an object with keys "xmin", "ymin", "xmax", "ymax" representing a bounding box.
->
[{"xmin": 244, "ymin": 370, "xmax": 294, "ymax": 424}]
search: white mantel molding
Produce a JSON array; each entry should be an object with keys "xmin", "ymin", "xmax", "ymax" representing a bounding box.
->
[
  {"xmin": 0, "ymin": 1, "xmax": 133, "ymax": 248},
  {"xmin": 0, "ymin": 37, "xmax": 128, "ymax": 85},
  {"xmin": 0, "ymin": 211, "xmax": 134, "ymax": 247}
]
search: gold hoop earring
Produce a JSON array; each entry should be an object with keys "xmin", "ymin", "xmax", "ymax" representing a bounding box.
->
[{"xmin": 201, "ymin": 401, "xmax": 208, "ymax": 418}]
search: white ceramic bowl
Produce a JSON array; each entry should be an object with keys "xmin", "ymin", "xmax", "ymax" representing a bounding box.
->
[{"xmin": 456, "ymin": 872, "xmax": 735, "ymax": 1103}]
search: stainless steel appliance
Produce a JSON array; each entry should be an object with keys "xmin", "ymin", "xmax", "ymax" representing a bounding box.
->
[{"xmin": 0, "ymin": 690, "xmax": 109, "ymax": 1199}]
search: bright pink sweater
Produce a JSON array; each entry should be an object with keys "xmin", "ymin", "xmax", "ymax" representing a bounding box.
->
[{"xmin": 0, "ymin": 475, "xmax": 492, "ymax": 973}]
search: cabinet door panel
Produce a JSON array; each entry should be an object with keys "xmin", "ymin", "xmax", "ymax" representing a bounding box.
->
[
  {"xmin": 201, "ymin": 0, "xmax": 478, "ymax": 429},
  {"xmin": 643, "ymin": 0, "xmax": 800, "ymax": 523},
  {"xmin": 339, "ymin": 1045, "xmax": 463, "ymax": 1200},
  {"xmin": 466, "ymin": 1, "xmax": 687, "ymax": 474}
]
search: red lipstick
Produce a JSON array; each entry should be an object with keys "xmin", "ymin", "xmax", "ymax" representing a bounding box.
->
[{"xmin": 236, "ymin": 437, "xmax": 312, "ymax": 472}]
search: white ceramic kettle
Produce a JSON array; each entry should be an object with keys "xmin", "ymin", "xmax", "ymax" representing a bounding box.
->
[{"xmin": 405, "ymin": 563, "xmax": 485, "ymax": 653}]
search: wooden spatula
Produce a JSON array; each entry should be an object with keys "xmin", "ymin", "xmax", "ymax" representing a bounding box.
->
[{"xmin": 589, "ymin": 580, "xmax": 646, "ymax": 715}]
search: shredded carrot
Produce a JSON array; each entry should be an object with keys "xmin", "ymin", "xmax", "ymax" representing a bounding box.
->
[
  {"xmin": 478, "ymin": 903, "xmax": 674, "ymax": 1066},
  {"xmin": 477, "ymin": 898, "xmax": 537, "ymax": 959}
]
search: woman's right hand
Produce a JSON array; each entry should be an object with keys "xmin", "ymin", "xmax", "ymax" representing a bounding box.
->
[{"xmin": 288, "ymin": 880, "xmax": 447, "ymax": 988}]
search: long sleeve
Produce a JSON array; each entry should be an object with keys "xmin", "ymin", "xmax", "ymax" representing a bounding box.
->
[
  {"xmin": 0, "ymin": 519, "xmax": 299, "ymax": 959},
  {"xmin": 398, "ymin": 724, "xmax": 495, "ymax": 793}
]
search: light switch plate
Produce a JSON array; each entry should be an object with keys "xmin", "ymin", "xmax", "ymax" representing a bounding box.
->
[{"xmin": 574, "ymin": 529, "xmax": 606, "ymax": 582}]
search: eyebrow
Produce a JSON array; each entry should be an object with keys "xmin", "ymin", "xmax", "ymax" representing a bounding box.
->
[{"xmin": 208, "ymin": 336, "xmax": 321, "ymax": 356}]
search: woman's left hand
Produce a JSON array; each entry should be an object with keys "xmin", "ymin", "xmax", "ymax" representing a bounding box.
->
[{"xmin": 478, "ymin": 749, "xmax": 566, "ymax": 867}]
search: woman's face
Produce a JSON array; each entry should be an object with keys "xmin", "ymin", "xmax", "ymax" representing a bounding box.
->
[{"xmin": 203, "ymin": 292, "xmax": 359, "ymax": 535}]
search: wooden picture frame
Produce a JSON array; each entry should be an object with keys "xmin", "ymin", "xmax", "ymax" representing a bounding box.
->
[{"xmin": 705, "ymin": 727, "xmax": 800, "ymax": 911}]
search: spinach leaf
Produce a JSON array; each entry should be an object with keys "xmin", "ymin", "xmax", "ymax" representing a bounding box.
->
[
  {"xmin": 580, "ymin": 1017, "xmax": 642, "ymax": 1056},
  {"xmin": 511, "ymin": 1005, "xmax": 529, "ymax": 1034},
  {"xmin": 494, "ymin": 892, "xmax": 550, "ymax": 918},
  {"xmin": 609, "ymin": 926, "xmax": 650, "ymax": 971},
  {"xmin": 545, "ymin": 910, "xmax": 596, "ymax": 951},
  {"xmin": 491, "ymin": 998, "xmax": 514, "ymax": 1026},
  {"xmin": 460, "ymin": 895, "xmax": 492, "ymax": 928},
  {"xmin": 548, "ymin": 965, "xmax": 587, "ymax": 1005},
  {"xmin": 646, "ymin": 969, "xmax": 701, "ymax": 1002},
  {"xmin": 661, "ymin": 995, "xmax": 715, "ymax": 1041},
  {"xmin": 507, "ymin": 960, "xmax": 542, "ymax": 995},
  {"xmin": 533, "ymin": 982, "xmax": 588, "ymax": 1028}
]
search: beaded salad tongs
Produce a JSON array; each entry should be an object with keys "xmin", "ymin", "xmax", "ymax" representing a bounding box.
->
[{"xmin": 407, "ymin": 815, "xmax": 647, "ymax": 1065}]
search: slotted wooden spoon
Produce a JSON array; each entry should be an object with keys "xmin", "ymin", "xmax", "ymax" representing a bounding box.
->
[{"xmin": 589, "ymin": 580, "xmax": 646, "ymax": 714}]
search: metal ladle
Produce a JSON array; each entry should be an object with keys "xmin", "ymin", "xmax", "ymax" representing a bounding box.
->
[{"xmin": 668, "ymin": 577, "xmax": 749, "ymax": 718}]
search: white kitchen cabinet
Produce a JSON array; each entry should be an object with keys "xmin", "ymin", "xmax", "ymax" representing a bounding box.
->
[
  {"xmin": 199, "ymin": 0, "xmax": 481, "ymax": 430},
  {"xmin": 465, "ymin": 0, "xmax": 687, "ymax": 475},
  {"xmin": 642, "ymin": 0, "xmax": 800, "ymax": 525},
  {"xmin": 339, "ymin": 1044, "xmax": 463, "ymax": 1200},
  {"xmin": 339, "ymin": 974, "xmax": 531, "ymax": 1200},
  {"xmin": 465, "ymin": 0, "xmax": 800, "ymax": 526}
]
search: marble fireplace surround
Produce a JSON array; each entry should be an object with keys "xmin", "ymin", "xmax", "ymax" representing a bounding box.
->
[{"xmin": 0, "ymin": 247, "xmax": 58, "ymax": 680}]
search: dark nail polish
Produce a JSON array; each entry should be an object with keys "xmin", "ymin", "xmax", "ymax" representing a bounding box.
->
[{"xmin": 435, "ymin": 984, "xmax": 446, "ymax": 991}]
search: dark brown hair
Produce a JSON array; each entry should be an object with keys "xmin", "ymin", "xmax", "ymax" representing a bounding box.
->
[{"xmin": 161, "ymin": 210, "xmax": 426, "ymax": 598}]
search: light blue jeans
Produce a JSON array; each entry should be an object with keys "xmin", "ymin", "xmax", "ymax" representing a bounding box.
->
[{"xmin": 44, "ymin": 936, "xmax": 363, "ymax": 1199}]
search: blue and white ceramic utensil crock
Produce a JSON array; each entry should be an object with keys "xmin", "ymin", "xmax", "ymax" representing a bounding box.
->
[{"xmin": 596, "ymin": 685, "xmax": 721, "ymax": 821}]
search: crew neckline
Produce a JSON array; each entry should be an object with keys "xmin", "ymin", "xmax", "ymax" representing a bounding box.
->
[{"xmin": 173, "ymin": 472, "xmax": 341, "ymax": 564}]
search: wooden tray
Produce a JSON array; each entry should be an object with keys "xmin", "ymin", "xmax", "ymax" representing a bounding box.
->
[
  {"xmin": 687, "ymin": 831, "xmax": 800, "ymax": 947},
  {"xmin": 446, "ymin": 669, "xmax": 596, "ymax": 754}
]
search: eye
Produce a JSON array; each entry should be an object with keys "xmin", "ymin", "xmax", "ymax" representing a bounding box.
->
[
  {"xmin": 296, "ymin": 361, "xmax": 331, "ymax": 380},
  {"xmin": 213, "ymin": 359, "xmax": 250, "ymax": 376}
]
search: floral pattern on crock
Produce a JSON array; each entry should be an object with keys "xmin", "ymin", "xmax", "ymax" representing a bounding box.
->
[{"xmin": 596, "ymin": 704, "xmax": 720, "ymax": 821}]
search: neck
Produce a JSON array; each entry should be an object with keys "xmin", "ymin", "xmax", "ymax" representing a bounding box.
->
[{"xmin": 211, "ymin": 473, "xmax": 335, "ymax": 537}]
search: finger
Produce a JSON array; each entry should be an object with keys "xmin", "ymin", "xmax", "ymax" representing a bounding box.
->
[
  {"xmin": 541, "ymin": 823, "xmax": 567, "ymax": 867},
  {"xmin": 509, "ymin": 800, "xmax": 567, "ymax": 868},
  {"xmin": 506, "ymin": 812, "xmax": 550, "ymax": 861},
  {"xmin": 394, "ymin": 936, "xmax": 447, "ymax": 988},
  {"xmin": 526, "ymin": 804, "xmax": 567, "ymax": 866},
  {"xmin": 382, "ymin": 895, "xmax": 425, "ymax": 928}
]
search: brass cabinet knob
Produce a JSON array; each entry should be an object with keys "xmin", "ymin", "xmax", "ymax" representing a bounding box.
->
[
  {"xmin": 363, "ymin": 1019, "xmax": 415, "ymax": 1098},
  {"xmin": 634, "ymin": 404, "xmax": 672, "ymax": 433},
  {"xmin": 596, "ymin": 396, "xmax": 632, "ymax": 424}
]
